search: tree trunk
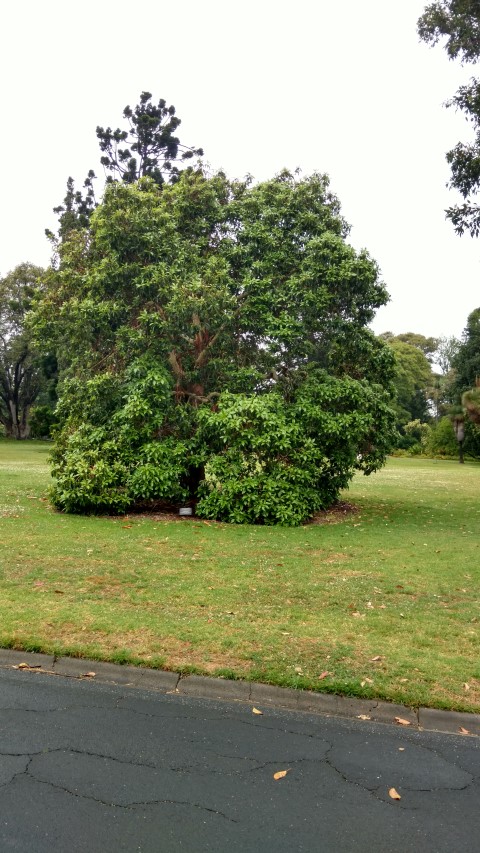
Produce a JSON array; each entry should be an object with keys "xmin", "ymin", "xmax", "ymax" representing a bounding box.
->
[{"xmin": 6, "ymin": 400, "xmax": 30, "ymax": 439}]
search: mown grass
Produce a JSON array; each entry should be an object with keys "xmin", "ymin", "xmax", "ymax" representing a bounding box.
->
[{"xmin": 0, "ymin": 440, "xmax": 479, "ymax": 712}]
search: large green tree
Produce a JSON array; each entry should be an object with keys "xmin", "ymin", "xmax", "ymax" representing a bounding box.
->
[
  {"xmin": 390, "ymin": 332, "xmax": 439, "ymax": 359},
  {"xmin": 435, "ymin": 334, "xmax": 461, "ymax": 375},
  {"xmin": 0, "ymin": 264, "xmax": 45, "ymax": 439},
  {"xmin": 418, "ymin": 2, "xmax": 480, "ymax": 235},
  {"xmin": 379, "ymin": 334, "xmax": 434, "ymax": 428},
  {"xmin": 35, "ymin": 169, "xmax": 396, "ymax": 524}
]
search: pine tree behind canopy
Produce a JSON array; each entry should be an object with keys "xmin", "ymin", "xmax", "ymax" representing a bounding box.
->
[
  {"xmin": 97, "ymin": 91, "xmax": 203, "ymax": 186},
  {"xmin": 35, "ymin": 169, "xmax": 396, "ymax": 524},
  {"xmin": 50, "ymin": 92, "xmax": 203, "ymax": 240}
]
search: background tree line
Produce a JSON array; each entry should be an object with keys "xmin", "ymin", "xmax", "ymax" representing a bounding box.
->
[{"xmin": 380, "ymin": 319, "xmax": 480, "ymax": 459}]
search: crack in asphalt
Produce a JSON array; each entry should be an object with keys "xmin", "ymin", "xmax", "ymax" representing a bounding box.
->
[
  {"xmin": 25, "ymin": 774, "xmax": 239, "ymax": 821},
  {"xmin": 46, "ymin": 747, "xmax": 157, "ymax": 769},
  {"xmin": 0, "ymin": 756, "xmax": 32, "ymax": 791},
  {"xmin": 111, "ymin": 701, "xmax": 342, "ymax": 741},
  {"xmin": 0, "ymin": 707, "xmax": 68, "ymax": 713},
  {"xmin": 322, "ymin": 740, "xmax": 475, "ymax": 810},
  {"xmin": 389, "ymin": 781, "xmax": 474, "ymax": 793},
  {"xmin": 170, "ymin": 758, "xmax": 274, "ymax": 776},
  {"xmin": 0, "ymin": 751, "xmax": 44, "ymax": 758},
  {"xmin": 0, "ymin": 748, "xmax": 155, "ymax": 768},
  {"xmin": 397, "ymin": 740, "xmax": 479, "ymax": 782},
  {"xmin": 323, "ymin": 744, "xmax": 418, "ymax": 809}
]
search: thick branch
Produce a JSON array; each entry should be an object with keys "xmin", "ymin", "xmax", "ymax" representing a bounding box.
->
[{"xmin": 168, "ymin": 350, "xmax": 186, "ymax": 381}]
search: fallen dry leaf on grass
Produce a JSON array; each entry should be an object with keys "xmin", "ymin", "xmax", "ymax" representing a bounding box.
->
[
  {"xmin": 252, "ymin": 707, "xmax": 263, "ymax": 715},
  {"xmin": 463, "ymin": 683, "xmax": 470, "ymax": 691},
  {"xmin": 458, "ymin": 727, "xmax": 471, "ymax": 735},
  {"xmin": 370, "ymin": 655, "xmax": 382, "ymax": 662},
  {"xmin": 318, "ymin": 671, "xmax": 330, "ymax": 680},
  {"xmin": 273, "ymin": 770, "xmax": 290, "ymax": 780},
  {"xmin": 389, "ymin": 788, "xmax": 401, "ymax": 800},
  {"xmin": 394, "ymin": 717, "xmax": 412, "ymax": 726}
]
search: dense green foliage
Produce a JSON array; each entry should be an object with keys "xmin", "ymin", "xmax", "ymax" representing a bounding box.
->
[
  {"xmin": 36, "ymin": 169, "xmax": 397, "ymax": 524},
  {"xmin": 452, "ymin": 307, "xmax": 480, "ymax": 394},
  {"xmin": 425, "ymin": 415, "xmax": 459, "ymax": 455},
  {"xmin": 382, "ymin": 311, "xmax": 480, "ymax": 459},
  {"xmin": 422, "ymin": 413, "xmax": 480, "ymax": 458},
  {"xmin": 379, "ymin": 333, "xmax": 437, "ymax": 443},
  {"xmin": 28, "ymin": 405, "xmax": 58, "ymax": 439},
  {"xmin": 432, "ymin": 334, "xmax": 461, "ymax": 412},
  {"xmin": 377, "ymin": 328, "xmax": 480, "ymax": 455},
  {"xmin": 389, "ymin": 332, "xmax": 439, "ymax": 358},
  {"xmin": 387, "ymin": 337, "xmax": 433, "ymax": 425},
  {"xmin": 418, "ymin": 1, "xmax": 480, "ymax": 235}
]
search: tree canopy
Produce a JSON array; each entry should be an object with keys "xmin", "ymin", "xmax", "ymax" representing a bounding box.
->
[
  {"xmin": 391, "ymin": 332, "xmax": 439, "ymax": 360},
  {"xmin": 380, "ymin": 334, "xmax": 434, "ymax": 428},
  {"xmin": 35, "ymin": 168, "xmax": 397, "ymax": 524},
  {"xmin": 418, "ymin": 1, "xmax": 480, "ymax": 235},
  {"xmin": 452, "ymin": 306, "xmax": 480, "ymax": 393},
  {"xmin": 418, "ymin": 1, "xmax": 480, "ymax": 62}
]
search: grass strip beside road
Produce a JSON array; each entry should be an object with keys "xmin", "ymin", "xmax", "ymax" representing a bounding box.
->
[{"xmin": 0, "ymin": 440, "xmax": 479, "ymax": 713}]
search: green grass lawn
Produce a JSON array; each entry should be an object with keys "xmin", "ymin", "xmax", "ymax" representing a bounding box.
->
[{"xmin": 0, "ymin": 440, "xmax": 479, "ymax": 712}]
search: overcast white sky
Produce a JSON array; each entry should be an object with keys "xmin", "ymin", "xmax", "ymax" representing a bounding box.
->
[{"xmin": 1, "ymin": 0, "xmax": 479, "ymax": 339}]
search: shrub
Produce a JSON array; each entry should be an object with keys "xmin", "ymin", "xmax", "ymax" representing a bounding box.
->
[
  {"xmin": 29, "ymin": 405, "xmax": 58, "ymax": 439},
  {"xmin": 425, "ymin": 417, "xmax": 458, "ymax": 457},
  {"xmin": 195, "ymin": 394, "xmax": 328, "ymax": 525}
]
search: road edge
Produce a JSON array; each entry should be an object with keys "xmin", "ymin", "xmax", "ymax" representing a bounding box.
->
[{"xmin": 0, "ymin": 648, "xmax": 478, "ymax": 737}]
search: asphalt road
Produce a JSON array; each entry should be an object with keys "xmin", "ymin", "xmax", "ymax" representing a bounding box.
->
[{"xmin": 0, "ymin": 668, "xmax": 478, "ymax": 852}]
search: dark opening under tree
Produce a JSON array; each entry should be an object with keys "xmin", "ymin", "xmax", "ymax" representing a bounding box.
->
[{"xmin": 35, "ymin": 169, "xmax": 396, "ymax": 525}]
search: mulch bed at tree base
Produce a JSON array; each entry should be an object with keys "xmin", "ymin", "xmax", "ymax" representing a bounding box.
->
[{"xmin": 100, "ymin": 500, "xmax": 359, "ymax": 526}]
